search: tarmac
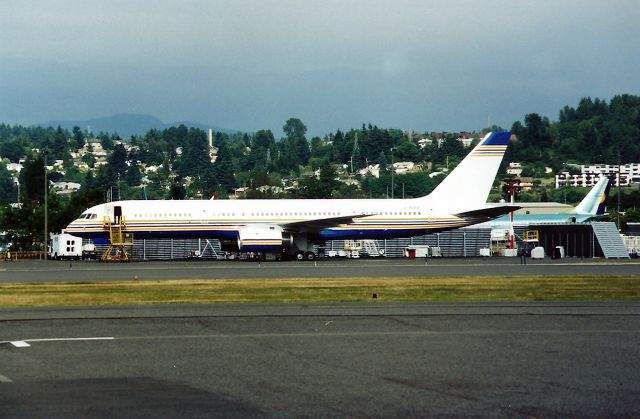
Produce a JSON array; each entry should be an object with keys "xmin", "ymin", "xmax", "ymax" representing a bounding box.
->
[
  {"xmin": 1, "ymin": 256, "xmax": 639, "ymax": 283},
  {"xmin": 1, "ymin": 258, "xmax": 639, "ymax": 417},
  {"xmin": 1, "ymin": 302, "xmax": 639, "ymax": 417}
]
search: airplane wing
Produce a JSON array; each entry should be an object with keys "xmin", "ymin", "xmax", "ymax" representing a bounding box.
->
[
  {"xmin": 455, "ymin": 205, "xmax": 520, "ymax": 224},
  {"xmin": 282, "ymin": 214, "xmax": 372, "ymax": 233}
]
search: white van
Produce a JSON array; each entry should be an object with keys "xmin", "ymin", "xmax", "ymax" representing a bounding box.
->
[{"xmin": 49, "ymin": 233, "xmax": 83, "ymax": 260}]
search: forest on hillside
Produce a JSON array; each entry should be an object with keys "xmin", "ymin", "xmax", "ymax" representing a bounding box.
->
[{"xmin": 1, "ymin": 94, "xmax": 640, "ymax": 248}]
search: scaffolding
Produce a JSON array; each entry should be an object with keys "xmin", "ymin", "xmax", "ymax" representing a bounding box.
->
[{"xmin": 101, "ymin": 216, "xmax": 134, "ymax": 262}]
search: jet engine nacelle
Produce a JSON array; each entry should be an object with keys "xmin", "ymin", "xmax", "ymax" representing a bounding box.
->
[{"xmin": 235, "ymin": 225, "xmax": 293, "ymax": 252}]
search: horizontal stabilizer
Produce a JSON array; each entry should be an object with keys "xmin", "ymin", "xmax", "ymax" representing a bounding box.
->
[{"xmin": 455, "ymin": 205, "xmax": 520, "ymax": 224}]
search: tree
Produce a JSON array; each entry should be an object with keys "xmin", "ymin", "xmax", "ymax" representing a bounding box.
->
[
  {"xmin": 200, "ymin": 166, "xmax": 219, "ymax": 198},
  {"xmin": 125, "ymin": 164, "xmax": 142, "ymax": 187},
  {"xmin": 47, "ymin": 126, "xmax": 70, "ymax": 161},
  {"xmin": 283, "ymin": 118, "xmax": 310, "ymax": 166},
  {"xmin": 173, "ymin": 128, "xmax": 209, "ymax": 177},
  {"xmin": 0, "ymin": 138, "xmax": 27, "ymax": 162},
  {"xmin": 377, "ymin": 151, "xmax": 388, "ymax": 168},
  {"xmin": 99, "ymin": 133, "xmax": 114, "ymax": 150},
  {"xmin": 214, "ymin": 137, "xmax": 236, "ymax": 193},
  {"xmin": 283, "ymin": 118, "xmax": 307, "ymax": 140},
  {"xmin": 394, "ymin": 140, "xmax": 421, "ymax": 162},
  {"xmin": 20, "ymin": 156, "xmax": 46, "ymax": 203},
  {"xmin": 107, "ymin": 143, "xmax": 128, "ymax": 177},
  {"xmin": 72, "ymin": 126, "xmax": 85, "ymax": 149},
  {"xmin": 168, "ymin": 177, "xmax": 186, "ymax": 200},
  {"xmin": 299, "ymin": 164, "xmax": 340, "ymax": 198},
  {"xmin": 0, "ymin": 162, "xmax": 16, "ymax": 204},
  {"xmin": 246, "ymin": 129, "xmax": 276, "ymax": 171},
  {"xmin": 317, "ymin": 164, "xmax": 340, "ymax": 197}
]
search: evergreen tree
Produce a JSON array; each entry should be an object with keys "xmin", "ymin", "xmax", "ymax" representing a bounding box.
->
[
  {"xmin": 20, "ymin": 155, "xmax": 46, "ymax": 203},
  {"xmin": 0, "ymin": 162, "xmax": 16, "ymax": 204},
  {"xmin": 125, "ymin": 163, "xmax": 142, "ymax": 187},
  {"xmin": 249, "ymin": 129, "xmax": 276, "ymax": 170},
  {"xmin": 47, "ymin": 126, "xmax": 70, "ymax": 161},
  {"xmin": 72, "ymin": 126, "xmax": 85, "ymax": 149},
  {"xmin": 108, "ymin": 143, "xmax": 128, "ymax": 177},
  {"xmin": 214, "ymin": 138, "xmax": 236, "ymax": 193},
  {"xmin": 168, "ymin": 177, "xmax": 186, "ymax": 200},
  {"xmin": 377, "ymin": 151, "xmax": 388, "ymax": 168}
]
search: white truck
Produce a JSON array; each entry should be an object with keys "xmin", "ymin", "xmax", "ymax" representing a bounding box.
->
[{"xmin": 49, "ymin": 233, "xmax": 83, "ymax": 260}]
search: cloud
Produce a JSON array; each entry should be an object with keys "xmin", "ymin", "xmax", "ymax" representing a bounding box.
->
[{"xmin": 1, "ymin": 1, "xmax": 639, "ymax": 136}]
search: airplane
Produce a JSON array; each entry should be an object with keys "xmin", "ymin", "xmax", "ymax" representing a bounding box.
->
[
  {"xmin": 482, "ymin": 175, "xmax": 613, "ymax": 228},
  {"xmin": 65, "ymin": 131, "xmax": 516, "ymax": 260}
]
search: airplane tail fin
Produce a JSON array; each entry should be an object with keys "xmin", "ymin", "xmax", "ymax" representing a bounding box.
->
[
  {"xmin": 422, "ymin": 132, "xmax": 512, "ymax": 212},
  {"xmin": 573, "ymin": 176, "xmax": 613, "ymax": 215}
]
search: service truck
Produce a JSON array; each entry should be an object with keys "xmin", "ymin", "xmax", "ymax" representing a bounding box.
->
[{"xmin": 49, "ymin": 233, "xmax": 83, "ymax": 260}]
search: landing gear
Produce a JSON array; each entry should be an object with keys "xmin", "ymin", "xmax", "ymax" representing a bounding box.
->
[
  {"xmin": 289, "ymin": 233, "xmax": 319, "ymax": 261},
  {"xmin": 293, "ymin": 251, "xmax": 316, "ymax": 261}
]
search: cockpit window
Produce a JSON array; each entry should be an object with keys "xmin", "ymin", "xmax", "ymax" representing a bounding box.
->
[{"xmin": 89, "ymin": 214, "xmax": 97, "ymax": 219}]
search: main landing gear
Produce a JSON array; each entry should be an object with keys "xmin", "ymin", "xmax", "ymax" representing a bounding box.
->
[{"xmin": 295, "ymin": 251, "xmax": 316, "ymax": 261}]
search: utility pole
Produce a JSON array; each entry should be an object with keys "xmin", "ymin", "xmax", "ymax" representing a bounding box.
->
[
  {"xmin": 390, "ymin": 147, "xmax": 395, "ymax": 199},
  {"xmin": 350, "ymin": 132, "xmax": 358, "ymax": 174},
  {"xmin": 43, "ymin": 150, "xmax": 48, "ymax": 260},
  {"xmin": 563, "ymin": 162, "xmax": 567, "ymax": 204},
  {"xmin": 617, "ymin": 152, "xmax": 622, "ymax": 230}
]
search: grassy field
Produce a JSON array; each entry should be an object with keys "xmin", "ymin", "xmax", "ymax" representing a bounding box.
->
[{"xmin": 0, "ymin": 276, "xmax": 639, "ymax": 307}]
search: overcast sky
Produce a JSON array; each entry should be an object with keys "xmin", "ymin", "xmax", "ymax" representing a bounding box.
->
[{"xmin": 2, "ymin": 0, "xmax": 639, "ymax": 137}]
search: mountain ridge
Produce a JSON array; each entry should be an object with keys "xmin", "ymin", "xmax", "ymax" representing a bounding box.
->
[{"xmin": 36, "ymin": 113, "xmax": 238, "ymax": 138}]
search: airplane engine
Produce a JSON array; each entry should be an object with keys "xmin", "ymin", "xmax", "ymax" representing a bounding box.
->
[{"xmin": 235, "ymin": 226, "xmax": 293, "ymax": 252}]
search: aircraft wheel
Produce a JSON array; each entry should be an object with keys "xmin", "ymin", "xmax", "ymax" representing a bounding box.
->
[
  {"xmin": 295, "ymin": 251, "xmax": 305, "ymax": 261},
  {"xmin": 305, "ymin": 251, "xmax": 316, "ymax": 261}
]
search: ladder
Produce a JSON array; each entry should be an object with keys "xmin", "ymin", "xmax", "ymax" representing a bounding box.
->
[
  {"xmin": 101, "ymin": 216, "xmax": 134, "ymax": 262},
  {"xmin": 362, "ymin": 240, "xmax": 381, "ymax": 257},
  {"xmin": 591, "ymin": 222, "xmax": 630, "ymax": 259}
]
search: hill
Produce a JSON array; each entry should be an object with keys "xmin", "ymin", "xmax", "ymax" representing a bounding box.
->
[{"xmin": 36, "ymin": 113, "xmax": 237, "ymax": 138}]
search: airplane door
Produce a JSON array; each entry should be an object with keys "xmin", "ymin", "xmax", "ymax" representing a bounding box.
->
[
  {"xmin": 114, "ymin": 206, "xmax": 122, "ymax": 223},
  {"xmin": 104, "ymin": 204, "xmax": 114, "ymax": 220}
]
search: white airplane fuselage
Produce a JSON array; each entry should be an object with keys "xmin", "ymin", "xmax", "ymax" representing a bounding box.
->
[
  {"xmin": 67, "ymin": 197, "xmax": 472, "ymax": 241},
  {"xmin": 66, "ymin": 131, "xmax": 514, "ymax": 258}
]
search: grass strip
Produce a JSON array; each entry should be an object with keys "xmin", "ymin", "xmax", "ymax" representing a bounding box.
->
[{"xmin": 0, "ymin": 276, "xmax": 639, "ymax": 308}]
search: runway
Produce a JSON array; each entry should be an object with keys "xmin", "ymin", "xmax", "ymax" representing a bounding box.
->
[
  {"xmin": 1, "ymin": 257, "xmax": 639, "ymax": 283},
  {"xmin": 1, "ymin": 302, "xmax": 639, "ymax": 417}
]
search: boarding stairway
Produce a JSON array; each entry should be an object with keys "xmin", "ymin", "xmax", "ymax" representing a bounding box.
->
[
  {"xmin": 101, "ymin": 216, "xmax": 134, "ymax": 262},
  {"xmin": 591, "ymin": 222, "xmax": 630, "ymax": 259}
]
